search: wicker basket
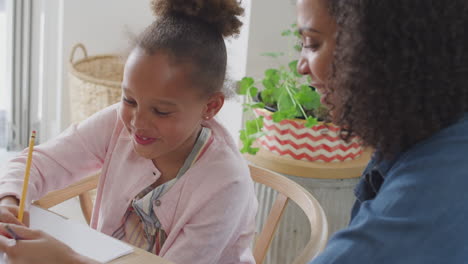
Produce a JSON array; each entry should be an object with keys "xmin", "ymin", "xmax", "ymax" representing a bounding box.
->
[{"xmin": 68, "ymin": 43, "xmax": 124, "ymax": 123}]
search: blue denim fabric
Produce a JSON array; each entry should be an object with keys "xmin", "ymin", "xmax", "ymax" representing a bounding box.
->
[{"xmin": 309, "ymin": 114, "xmax": 468, "ymax": 264}]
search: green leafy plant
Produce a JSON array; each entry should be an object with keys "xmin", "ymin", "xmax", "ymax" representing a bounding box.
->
[{"xmin": 238, "ymin": 24, "xmax": 329, "ymax": 155}]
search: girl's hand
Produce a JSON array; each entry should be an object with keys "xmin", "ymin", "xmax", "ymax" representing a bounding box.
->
[
  {"xmin": 0, "ymin": 224, "xmax": 99, "ymax": 264},
  {"xmin": 0, "ymin": 196, "xmax": 19, "ymax": 207},
  {"xmin": 0, "ymin": 204, "xmax": 29, "ymax": 227}
]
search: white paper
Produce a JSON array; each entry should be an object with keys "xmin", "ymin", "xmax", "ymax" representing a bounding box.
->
[{"xmin": 0, "ymin": 206, "xmax": 133, "ymax": 263}]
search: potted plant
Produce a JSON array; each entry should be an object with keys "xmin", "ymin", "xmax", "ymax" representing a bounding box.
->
[{"xmin": 238, "ymin": 24, "xmax": 362, "ymax": 162}]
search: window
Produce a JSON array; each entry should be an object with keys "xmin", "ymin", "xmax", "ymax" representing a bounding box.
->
[
  {"xmin": 0, "ymin": 0, "xmax": 32, "ymax": 161},
  {"xmin": 0, "ymin": 0, "xmax": 9, "ymax": 150}
]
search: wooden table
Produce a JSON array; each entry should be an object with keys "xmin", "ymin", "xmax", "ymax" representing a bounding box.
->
[
  {"xmin": 110, "ymin": 247, "xmax": 173, "ymax": 264},
  {"xmin": 47, "ymin": 209, "xmax": 174, "ymax": 264}
]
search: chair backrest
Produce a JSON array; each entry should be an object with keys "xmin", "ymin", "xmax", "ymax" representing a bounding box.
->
[
  {"xmin": 33, "ymin": 173, "xmax": 99, "ymax": 224},
  {"xmin": 250, "ymin": 164, "xmax": 328, "ymax": 264},
  {"xmin": 34, "ymin": 165, "xmax": 328, "ymax": 263}
]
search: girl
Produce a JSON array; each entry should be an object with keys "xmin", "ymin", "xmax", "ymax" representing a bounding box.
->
[
  {"xmin": 0, "ymin": 0, "xmax": 257, "ymax": 263},
  {"xmin": 296, "ymin": 0, "xmax": 468, "ymax": 263}
]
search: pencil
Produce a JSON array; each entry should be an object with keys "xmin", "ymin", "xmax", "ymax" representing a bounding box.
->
[{"xmin": 18, "ymin": 131, "xmax": 36, "ymax": 223}]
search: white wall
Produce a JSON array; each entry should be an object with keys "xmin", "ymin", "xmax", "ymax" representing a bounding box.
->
[
  {"xmin": 246, "ymin": 0, "xmax": 298, "ymax": 79},
  {"xmin": 60, "ymin": 0, "xmax": 154, "ymax": 129},
  {"xmin": 219, "ymin": 0, "xmax": 251, "ymax": 143},
  {"xmin": 0, "ymin": 7, "xmax": 7, "ymax": 111}
]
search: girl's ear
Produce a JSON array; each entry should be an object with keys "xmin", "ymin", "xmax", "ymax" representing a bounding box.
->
[{"xmin": 202, "ymin": 92, "xmax": 225, "ymax": 120}]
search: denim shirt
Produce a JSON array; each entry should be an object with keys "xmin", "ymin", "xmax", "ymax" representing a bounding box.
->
[{"xmin": 310, "ymin": 114, "xmax": 468, "ymax": 264}]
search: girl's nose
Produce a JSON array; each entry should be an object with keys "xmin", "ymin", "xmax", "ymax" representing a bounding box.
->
[{"xmin": 131, "ymin": 109, "xmax": 150, "ymax": 130}]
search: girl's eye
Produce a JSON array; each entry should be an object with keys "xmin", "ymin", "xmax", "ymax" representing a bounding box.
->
[
  {"xmin": 153, "ymin": 109, "xmax": 171, "ymax": 116},
  {"xmin": 123, "ymin": 97, "xmax": 136, "ymax": 105}
]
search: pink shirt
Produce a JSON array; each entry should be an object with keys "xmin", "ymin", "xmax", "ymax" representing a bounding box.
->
[{"xmin": 0, "ymin": 104, "xmax": 258, "ymax": 264}]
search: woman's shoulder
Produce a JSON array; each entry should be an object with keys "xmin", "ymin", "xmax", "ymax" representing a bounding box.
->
[
  {"xmin": 399, "ymin": 113, "xmax": 468, "ymax": 163},
  {"xmin": 384, "ymin": 113, "xmax": 468, "ymax": 184}
]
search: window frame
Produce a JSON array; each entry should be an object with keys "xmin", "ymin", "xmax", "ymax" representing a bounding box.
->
[{"xmin": 6, "ymin": 0, "xmax": 32, "ymax": 150}]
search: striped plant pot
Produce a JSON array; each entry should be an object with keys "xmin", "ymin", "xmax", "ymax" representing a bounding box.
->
[{"xmin": 255, "ymin": 108, "xmax": 363, "ymax": 162}]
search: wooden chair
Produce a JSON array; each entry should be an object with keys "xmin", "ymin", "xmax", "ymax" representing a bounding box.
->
[
  {"xmin": 33, "ymin": 173, "xmax": 99, "ymax": 225},
  {"xmin": 33, "ymin": 165, "xmax": 328, "ymax": 263},
  {"xmin": 249, "ymin": 164, "xmax": 328, "ymax": 264}
]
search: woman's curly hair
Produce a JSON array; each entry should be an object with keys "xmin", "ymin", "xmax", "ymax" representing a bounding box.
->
[{"xmin": 326, "ymin": 0, "xmax": 468, "ymax": 160}]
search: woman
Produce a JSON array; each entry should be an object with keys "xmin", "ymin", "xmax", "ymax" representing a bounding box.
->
[{"xmin": 296, "ymin": 0, "xmax": 468, "ymax": 263}]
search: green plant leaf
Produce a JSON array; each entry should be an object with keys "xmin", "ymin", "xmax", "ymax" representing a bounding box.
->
[
  {"xmin": 245, "ymin": 119, "xmax": 260, "ymax": 135},
  {"xmin": 239, "ymin": 130, "xmax": 257, "ymax": 154},
  {"xmin": 241, "ymin": 145, "xmax": 259, "ymax": 155},
  {"xmin": 294, "ymin": 29, "xmax": 300, "ymax": 38},
  {"xmin": 288, "ymin": 107, "xmax": 301, "ymax": 119},
  {"xmin": 276, "ymin": 88, "xmax": 301, "ymax": 121},
  {"xmin": 305, "ymin": 116, "xmax": 318, "ymax": 128},
  {"xmin": 280, "ymin": 70, "xmax": 294, "ymax": 81},
  {"xmin": 239, "ymin": 117, "xmax": 265, "ymax": 154},
  {"xmin": 277, "ymin": 90, "xmax": 295, "ymax": 111},
  {"xmin": 264, "ymin": 69, "xmax": 281, "ymax": 83},
  {"xmin": 271, "ymin": 111, "xmax": 287, "ymax": 122},
  {"xmin": 239, "ymin": 77, "xmax": 254, "ymax": 95},
  {"xmin": 249, "ymin": 86, "xmax": 258, "ymax": 98},
  {"xmin": 272, "ymin": 107, "xmax": 299, "ymax": 122},
  {"xmin": 250, "ymin": 102, "xmax": 265, "ymax": 109},
  {"xmin": 260, "ymin": 52, "xmax": 284, "ymax": 58},
  {"xmin": 295, "ymin": 84, "xmax": 321, "ymax": 110},
  {"xmin": 260, "ymin": 89, "xmax": 276, "ymax": 105},
  {"xmin": 261, "ymin": 69, "xmax": 282, "ymax": 105},
  {"xmin": 294, "ymin": 44, "xmax": 302, "ymax": 52},
  {"xmin": 262, "ymin": 78, "xmax": 275, "ymax": 91},
  {"xmin": 281, "ymin": 29, "xmax": 292, "ymax": 36},
  {"xmin": 288, "ymin": 60, "xmax": 302, "ymax": 77},
  {"xmin": 263, "ymin": 69, "xmax": 280, "ymax": 91}
]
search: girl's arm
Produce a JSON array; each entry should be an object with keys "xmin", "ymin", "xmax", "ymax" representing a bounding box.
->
[{"xmin": 0, "ymin": 104, "xmax": 120, "ymax": 204}]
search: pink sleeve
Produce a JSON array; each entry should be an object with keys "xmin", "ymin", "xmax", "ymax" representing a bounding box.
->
[{"xmin": 0, "ymin": 104, "xmax": 120, "ymax": 203}]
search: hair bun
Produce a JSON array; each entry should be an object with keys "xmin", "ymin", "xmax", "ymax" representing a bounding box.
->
[{"xmin": 151, "ymin": 0, "xmax": 244, "ymax": 37}]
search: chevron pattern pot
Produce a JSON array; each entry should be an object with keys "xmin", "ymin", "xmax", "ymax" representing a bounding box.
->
[{"xmin": 255, "ymin": 109, "xmax": 363, "ymax": 162}]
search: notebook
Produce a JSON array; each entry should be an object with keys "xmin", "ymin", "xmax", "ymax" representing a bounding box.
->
[{"xmin": 1, "ymin": 205, "xmax": 133, "ymax": 263}]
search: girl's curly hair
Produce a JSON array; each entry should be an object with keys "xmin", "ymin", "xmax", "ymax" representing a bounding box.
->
[
  {"xmin": 326, "ymin": 0, "xmax": 468, "ymax": 159},
  {"xmin": 136, "ymin": 0, "xmax": 244, "ymax": 96}
]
